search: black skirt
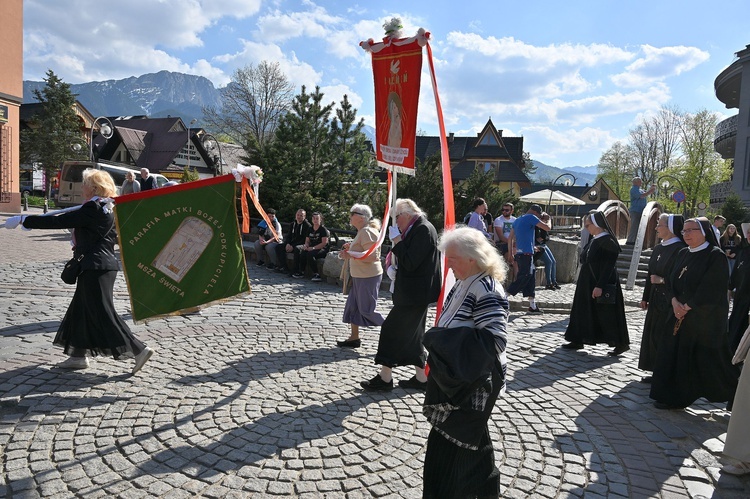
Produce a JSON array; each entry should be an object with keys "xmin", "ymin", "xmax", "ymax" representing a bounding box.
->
[
  {"xmin": 55, "ymin": 270, "xmax": 145, "ymax": 359},
  {"xmin": 374, "ymin": 303, "xmax": 428, "ymax": 368},
  {"xmin": 422, "ymin": 426, "xmax": 500, "ymax": 498}
]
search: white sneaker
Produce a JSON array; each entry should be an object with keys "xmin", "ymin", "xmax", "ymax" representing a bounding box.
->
[
  {"xmin": 132, "ymin": 347, "xmax": 154, "ymax": 374},
  {"xmin": 56, "ymin": 356, "xmax": 89, "ymax": 370},
  {"xmin": 722, "ymin": 462, "xmax": 750, "ymax": 475}
]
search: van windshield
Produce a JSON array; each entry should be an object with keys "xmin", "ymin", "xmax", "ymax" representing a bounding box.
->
[{"xmin": 61, "ymin": 165, "xmax": 85, "ymax": 182}]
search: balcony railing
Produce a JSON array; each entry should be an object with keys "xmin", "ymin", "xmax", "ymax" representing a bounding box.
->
[{"xmin": 714, "ymin": 114, "xmax": 738, "ymax": 159}]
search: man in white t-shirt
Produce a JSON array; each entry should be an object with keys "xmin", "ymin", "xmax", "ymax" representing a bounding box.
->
[{"xmin": 494, "ymin": 202, "xmax": 516, "ymax": 257}]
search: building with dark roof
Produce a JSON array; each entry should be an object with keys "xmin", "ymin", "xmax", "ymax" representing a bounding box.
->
[{"xmin": 415, "ymin": 118, "xmax": 531, "ymax": 195}]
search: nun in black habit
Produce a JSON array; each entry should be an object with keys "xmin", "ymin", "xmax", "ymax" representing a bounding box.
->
[
  {"xmin": 637, "ymin": 214, "xmax": 686, "ymax": 380},
  {"xmin": 650, "ymin": 217, "xmax": 739, "ymax": 410},
  {"xmin": 563, "ymin": 211, "xmax": 630, "ymax": 356},
  {"xmin": 728, "ymin": 230, "xmax": 750, "ymax": 353}
]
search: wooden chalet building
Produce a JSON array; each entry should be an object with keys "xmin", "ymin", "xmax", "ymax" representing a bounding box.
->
[{"xmin": 415, "ymin": 118, "xmax": 531, "ymax": 196}]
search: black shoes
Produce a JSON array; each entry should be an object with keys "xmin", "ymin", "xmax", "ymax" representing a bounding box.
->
[
  {"xmin": 608, "ymin": 346, "xmax": 629, "ymax": 357},
  {"xmin": 256, "ymin": 260, "xmax": 265, "ymax": 266},
  {"xmin": 360, "ymin": 374, "xmax": 394, "ymax": 391},
  {"xmin": 545, "ymin": 283, "xmax": 561, "ymax": 290},
  {"xmin": 398, "ymin": 376, "xmax": 427, "ymax": 391},
  {"xmin": 292, "ymin": 272, "xmax": 304, "ymax": 279},
  {"xmin": 640, "ymin": 376, "xmax": 653, "ymax": 384},
  {"xmin": 336, "ymin": 338, "xmax": 361, "ymax": 348},
  {"xmin": 528, "ymin": 306, "xmax": 543, "ymax": 314},
  {"xmin": 562, "ymin": 342, "xmax": 583, "ymax": 350}
]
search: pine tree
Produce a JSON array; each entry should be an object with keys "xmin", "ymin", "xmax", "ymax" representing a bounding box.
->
[
  {"xmin": 329, "ymin": 95, "xmax": 383, "ymax": 226},
  {"xmin": 20, "ymin": 70, "xmax": 83, "ymax": 198}
]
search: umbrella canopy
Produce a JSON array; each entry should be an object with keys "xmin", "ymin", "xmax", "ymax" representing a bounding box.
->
[{"xmin": 519, "ymin": 189, "xmax": 586, "ymax": 206}]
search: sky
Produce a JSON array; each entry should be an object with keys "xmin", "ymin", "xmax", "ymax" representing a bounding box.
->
[{"xmin": 22, "ymin": 0, "xmax": 750, "ymax": 169}]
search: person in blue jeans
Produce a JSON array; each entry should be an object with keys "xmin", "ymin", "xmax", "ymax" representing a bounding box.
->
[
  {"xmin": 535, "ymin": 212, "xmax": 560, "ymax": 290},
  {"xmin": 507, "ymin": 204, "xmax": 550, "ymax": 313}
]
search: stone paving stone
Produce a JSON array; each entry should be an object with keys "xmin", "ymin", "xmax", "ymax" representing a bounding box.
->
[{"xmin": 2, "ymin": 227, "xmax": 749, "ymax": 498}]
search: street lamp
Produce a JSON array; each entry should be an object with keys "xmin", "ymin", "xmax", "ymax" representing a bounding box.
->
[
  {"xmin": 201, "ymin": 133, "xmax": 223, "ymax": 177},
  {"xmin": 186, "ymin": 118, "xmax": 197, "ymax": 171},
  {"xmin": 548, "ymin": 172, "xmax": 578, "ymax": 209},
  {"xmin": 657, "ymin": 174, "xmax": 686, "ymax": 215},
  {"xmin": 90, "ymin": 117, "xmax": 114, "ymax": 161}
]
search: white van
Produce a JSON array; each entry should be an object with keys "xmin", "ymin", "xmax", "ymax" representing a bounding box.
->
[{"xmin": 57, "ymin": 160, "xmax": 169, "ymax": 207}]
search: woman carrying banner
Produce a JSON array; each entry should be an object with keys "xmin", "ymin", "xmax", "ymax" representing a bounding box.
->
[
  {"xmin": 4, "ymin": 169, "xmax": 154, "ymax": 374},
  {"xmin": 422, "ymin": 227, "xmax": 508, "ymax": 498},
  {"xmin": 563, "ymin": 210, "xmax": 629, "ymax": 356},
  {"xmin": 336, "ymin": 204, "xmax": 385, "ymax": 348}
]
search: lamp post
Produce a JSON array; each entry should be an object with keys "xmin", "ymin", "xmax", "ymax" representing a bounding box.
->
[
  {"xmin": 201, "ymin": 133, "xmax": 223, "ymax": 177},
  {"xmin": 549, "ymin": 173, "xmax": 578, "ymax": 213},
  {"xmin": 657, "ymin": 174, "xmax": 686, "ymax": 215},
  {"xmin": 186, "ymin": 118, "xmax": 197, "ymax": 171},
  {"xmin": 90, "ymin": 117, "xmax": 114, "ymax": 161}
]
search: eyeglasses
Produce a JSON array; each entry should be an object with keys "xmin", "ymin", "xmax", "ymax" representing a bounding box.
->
[
  {"xmin": 502, "ymin": 209, "xmax": 511, "ymax": 213},
  {"xmin": 681, "ymin": 228, "xmax": 700, "ymax": 235},
  {"xmin": 350, "ymin": 212, "xmax": 365, "ymax": 217}
]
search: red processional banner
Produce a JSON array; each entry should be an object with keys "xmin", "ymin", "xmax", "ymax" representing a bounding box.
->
[{"xmin": 370, "ymin": 38, "xmax": 423, "ymax": 174}]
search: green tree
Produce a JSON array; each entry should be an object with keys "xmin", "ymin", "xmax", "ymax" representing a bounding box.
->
[
  {"xmin": 180, "ymin": 166, "xmax": 200, "ymax": 183},
  {"xmin": 453, "ymin": 167, "xmax": 506, "ymax": 222},
  {"xmin": 721, "ymin": 193, "xmax": 750, "ymax": 228},
  {"xmin": 675, "ymin": 109, "xmax": 731, "ymax": 216},
  {"xmin": 597, "ymin": 141, "xmax": 633, "ymax": 200},
  {"xmin": 263, "ymin": 86, "xmax": 384, "ymax": 228},
  {"xmin": 329, "ymin": 94, "xmax": 384, "ymax": 224},
  {"xmin": 399, "ymin": 154, "xmax": 446, "ymax": 229},
  {"xmin": 20, "ymin": 70, "xmax": 83, "ymax": 197}
]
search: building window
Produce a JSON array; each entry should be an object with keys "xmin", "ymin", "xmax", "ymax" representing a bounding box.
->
[{"xmin": 478, "ymin": 134, "xmax": 498, "ymax": 146}]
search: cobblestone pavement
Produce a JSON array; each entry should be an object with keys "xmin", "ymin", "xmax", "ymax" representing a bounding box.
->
[{"xmin": 1, "ymin": 210, "xmax": 749, "ymax": 498}]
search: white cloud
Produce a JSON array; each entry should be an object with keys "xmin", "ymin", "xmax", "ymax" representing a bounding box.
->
[
  {"xmin": 319, "ymin": 84, "xmax": 364, "ymax": 111},
  {"xmin": 611, "ymin": 45, "xmax": 710, "ymax": 88},
  {"xmin": 217, "ymin": 40, "xmax": 322, "ymax": 91},
  {"xmin": 22, "ymin": 0, "xmax": 261, "ymax": 83}
]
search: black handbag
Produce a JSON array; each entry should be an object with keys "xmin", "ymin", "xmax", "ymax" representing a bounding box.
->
[
  {"xmin": 596, "ymin": 283, "xmax": 617, "ymax": 304},
  {"xmin": 61, "ymin": 254, "xmax": 84, "ymax": 285},
  {"xmin": 60, "ymin": 216, "xmax": 114, "ymax": 285},
  {"xmin": 589, "ymin": 265, "xmax": 617, "ymax": 305}
]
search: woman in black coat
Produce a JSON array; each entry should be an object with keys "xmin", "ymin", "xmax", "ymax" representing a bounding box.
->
[
  {"xmin": 638, "ymin": 214, "xmax": 686, "ymax": 382},
  {"xmin": 650, "ymin": 217, "xmax": 739, "ymax": 410},
  {"xmin": 14, "ymin": 169, "xmax": 153, "ymax": 373},
  {"xmin": 563, "ymin": 210, "xmax": 629, "ymax": 356}
]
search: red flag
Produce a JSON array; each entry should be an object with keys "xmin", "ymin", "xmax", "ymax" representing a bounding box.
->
[{"xmin": 370, "ymin": 38, "xmax": 423, "ymax": 174}]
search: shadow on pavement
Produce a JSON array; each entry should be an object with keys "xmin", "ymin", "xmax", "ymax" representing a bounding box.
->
[{"xmin": 555, "ymin": 380, "xmax": 739, "ymax": 497}]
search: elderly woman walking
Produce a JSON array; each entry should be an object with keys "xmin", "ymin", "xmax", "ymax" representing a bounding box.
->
[
  {"xmin": 422, "ymin": 227, "xmax": 509, "ymax": 498},
  {"xmin": 5, "ymin": 169, "xmax": 154, "ymax": 374},
  {"xmin": 336, "ymin": 204, "xmax": 385, "ymax": 348},
  {"xmin": 360, "ymin": 198, "xmax": 441, "ymax": 391}
]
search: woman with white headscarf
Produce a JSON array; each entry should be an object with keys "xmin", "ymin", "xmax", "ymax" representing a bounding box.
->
[
  {"xmin": 637, "ymin": 214, "xmax": 686, "ymax": 382},
  {"xmin": 563, "ymin": 210, "xmax": 629, "ymax": 356},
  {"xmin": 650, "ymin": 217, "xmax": 738, "ymax": 410}
]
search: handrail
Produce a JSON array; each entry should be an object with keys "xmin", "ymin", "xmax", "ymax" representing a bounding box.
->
[{"xmin": 625, "ymin": 201, "xmax": 662, "ymax": 290}]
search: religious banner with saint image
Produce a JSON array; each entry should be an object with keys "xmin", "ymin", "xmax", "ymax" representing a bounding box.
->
[
  {"xmin": 115, "ymin": 175, "xmax": 250, "ymax": 322},
  {"xmin": 368, "ymin": 34, "xmax": 424, "ymax": 174}
]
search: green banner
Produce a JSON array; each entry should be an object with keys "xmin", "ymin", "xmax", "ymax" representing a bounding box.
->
[{"xmin": 115, "ymin": 175, "xmax": 250, "ymax": 322}]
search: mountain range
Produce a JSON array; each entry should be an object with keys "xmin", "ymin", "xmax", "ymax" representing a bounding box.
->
[{"xmin": 24, "ymin": 71, "xmax": 599, "ymax": 180}]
